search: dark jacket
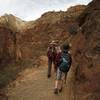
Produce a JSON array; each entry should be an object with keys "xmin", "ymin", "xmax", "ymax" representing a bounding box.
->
[
  {"xmin": 47, "ymin": 46, "xmax": 56, "ymax": 61},
  {"xmin": 55, "ymin": 52, "xmax": 62, "ymax": 67}
]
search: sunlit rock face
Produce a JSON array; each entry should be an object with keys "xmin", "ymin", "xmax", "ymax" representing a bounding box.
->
[{"xmin": 71, "ymin": 0, "xmax": 100, "ymax": 99}]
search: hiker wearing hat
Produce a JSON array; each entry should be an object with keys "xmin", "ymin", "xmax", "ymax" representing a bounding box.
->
[
  {"xmin": 54, "ymin": 43, "xmax": 72, "ymax": 94},
  {"xmin": 47, "ymin": 40, "xmax": 57, "ymax": 78}
]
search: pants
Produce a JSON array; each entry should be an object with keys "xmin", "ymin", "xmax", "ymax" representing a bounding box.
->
[
  {"xmin": 47, "ymin": 58, "xmax": 56, "ymax": 76},
  {"xmin": 56, "ymin": 68, "xmax": 68, "ymax": 83},
  {"xmin": 56, "ymin": 68, "xmax": 64, "ymax": 80}
]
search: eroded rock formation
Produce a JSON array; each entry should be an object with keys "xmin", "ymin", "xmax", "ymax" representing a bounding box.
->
[{"xmin": 71, "ymin": 0, "xmax": 100, "ymax": 99}]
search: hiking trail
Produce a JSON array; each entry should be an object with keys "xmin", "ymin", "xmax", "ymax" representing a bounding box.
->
[{"xmin": 7, "ymin": 56, "xmax": 74, "ymax": 100}]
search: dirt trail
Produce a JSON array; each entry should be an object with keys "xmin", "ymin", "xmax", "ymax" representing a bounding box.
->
[{"xmin": 7, "ymin": 56, "xmax": 74, "ymax": 100}]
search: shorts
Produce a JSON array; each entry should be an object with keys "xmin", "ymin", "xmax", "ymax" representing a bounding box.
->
[{"xmin": 56, "ymin": 68, "xmax": 65, "ymax": 80}]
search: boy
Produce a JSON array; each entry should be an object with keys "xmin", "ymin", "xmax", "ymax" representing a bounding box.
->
[{"xmin": 54, "ymin": 43, "xmax": 72, "ymax": 94}]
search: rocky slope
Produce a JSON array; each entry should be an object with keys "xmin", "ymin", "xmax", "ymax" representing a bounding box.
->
[
  {"xmin": 25, "ymin": 5, "xmax": 86, "ymax": 38},
  {"xmin": 0, "ymin": 14, "xmax": 26, "ymax": 31},
  {"xmin": 70, "ymin": 0, "xmax": 100, "ymax": 100},
  {"xmin": 0, "ymin": 5, "xmax": 86, "ymax": 66}
]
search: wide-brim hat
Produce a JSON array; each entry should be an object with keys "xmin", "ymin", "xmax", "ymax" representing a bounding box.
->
[{"xmin": 50, "ymin": 40, "xmax": 56, "ymax": 45}]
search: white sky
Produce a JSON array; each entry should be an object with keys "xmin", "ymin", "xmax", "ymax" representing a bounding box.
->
[{"xmin": 0, "ymin": 0, "xmax": 92, "ymax": 21}]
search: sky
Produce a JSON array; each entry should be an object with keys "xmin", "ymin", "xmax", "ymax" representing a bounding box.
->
[{"xmin": 0, "ymin": 0, "xmax": 92, "ymax": 21}]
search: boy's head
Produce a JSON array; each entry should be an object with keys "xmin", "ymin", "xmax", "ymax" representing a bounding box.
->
[{"xmin": 62, "ymin": 43, "xmax": 71, "ymax": 52}]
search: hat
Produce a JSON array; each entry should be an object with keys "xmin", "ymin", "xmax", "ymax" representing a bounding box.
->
[{"xmin": 50, "ymin": 40, "xmax": 56, "ymax": 45}]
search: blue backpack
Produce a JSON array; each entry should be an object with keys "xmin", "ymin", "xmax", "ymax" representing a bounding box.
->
[{"xmin": 59, "ymin": 52, "xmax": 72, "ymax": 73}]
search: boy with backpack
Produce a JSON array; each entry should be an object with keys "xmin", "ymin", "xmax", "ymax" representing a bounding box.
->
[{"xmin": 54, "ymin": 43, "xmax": 72, "ymax": 94}]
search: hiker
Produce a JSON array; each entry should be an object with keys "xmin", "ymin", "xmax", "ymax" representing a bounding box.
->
[
  {"xmin": 54, "ymin": 43, "xmax": 72, "ymax": 94},
  {"xmin": 47, "ymin": 40, "xmax": 57, "ymax": 78}
]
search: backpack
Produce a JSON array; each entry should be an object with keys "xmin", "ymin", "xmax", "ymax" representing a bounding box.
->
[
  {"xmin": 59, "ymin": 52, "xmax": 72, "ymax": 73},
  {"xmin": 47, "ymin": 46, "xmax": 56, "ymax": 59}
]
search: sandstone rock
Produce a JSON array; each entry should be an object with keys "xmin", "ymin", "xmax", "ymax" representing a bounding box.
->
[{"xmin": 71, "ymin": 0, "xmax": 100, "ymax": 100}]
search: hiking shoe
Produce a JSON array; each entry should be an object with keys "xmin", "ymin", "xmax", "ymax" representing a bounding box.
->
[
  {"xmin": 47, "ymin": 74, "xmax": 51, "ymax": 78},
  {"xmin": 59, "ymin": 87, "xmax": 62, "ymax": 93},
  {"xmin": 54, "ymin": 88, "xmax": 58, "ymax": 94}
]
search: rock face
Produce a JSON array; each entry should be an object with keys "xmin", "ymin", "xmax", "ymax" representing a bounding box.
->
[
  {"xmin": 0, "ymin": 14, "xmax": 24, "ymax": 65},
  {"xmin": 0, "ymin": 14, "xmax": 25, "ymax": 31},
  {"xmin": 0, "ymin": 5, "xmax": 85, "ymax": 66},
  {"xmin": 0, "ymin": 27, "xmax": 14, "ymax": 63},
  {"xmin": 67, "ymin": 5, "xmax": 86, "ymax": 18},
  {"xmin": 71, "ymin": 0, "xmax": 100, "ymax": 100}
]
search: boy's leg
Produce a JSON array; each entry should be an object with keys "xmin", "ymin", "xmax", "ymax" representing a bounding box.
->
[
  {"xmin": 54, "ymin": 68, "xmax": 62, "ymax": 94},
  {"xmin": 55, "ymin": 80, "xmax": 58, "ymax": 89},
  {"xmin": 64, "ymin": 72, "xmax": 67, "ymax": 84},
  {"xmin": 59, "ymin": 72, "xmax": 67, "ymax": 92},
  {"xmin": 54, "ymin": 68, "xmax": 60, "ymax": 94},
  {"xmin": 59, "ymin": 80, "xmax": 63, "ymax": 92},
  {"xmin": 57, "ymin": 69, "xmax": 65, "ymax": 92}
]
